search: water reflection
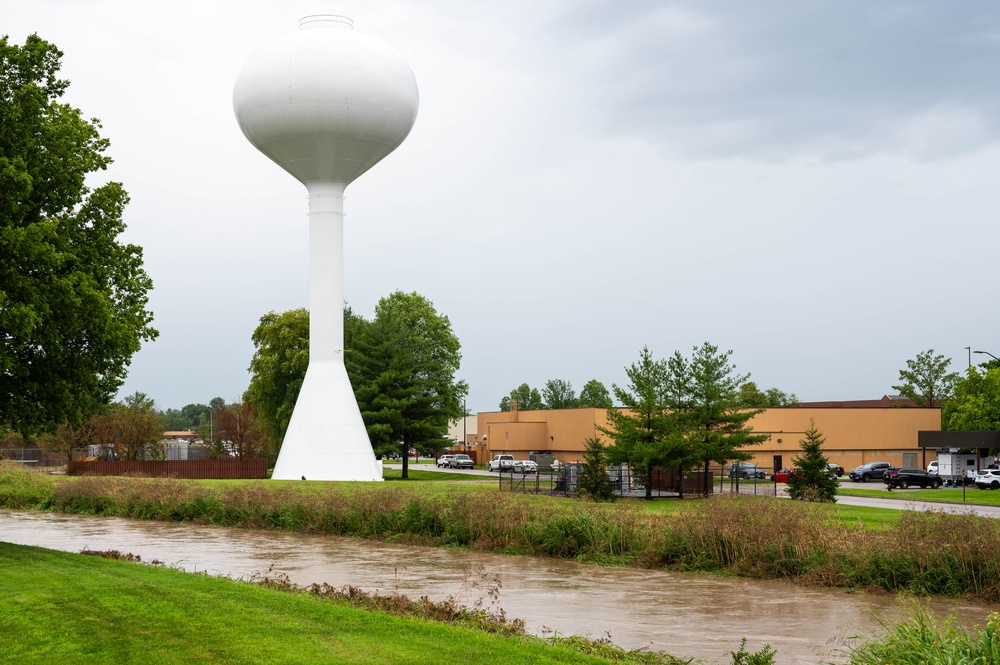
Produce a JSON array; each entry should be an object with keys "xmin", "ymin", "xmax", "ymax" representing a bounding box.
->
[{"xmin": 1, "ymin": 510, "xmax": 989, "ymax": 664}]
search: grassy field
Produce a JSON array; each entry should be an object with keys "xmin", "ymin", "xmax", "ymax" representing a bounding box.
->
[
  {"xmin": 5, "ymin": 542, "xmax": 999, "ymax": 665},
  {"xmin": 837, "ymin": 484, "xmax": 1000, "ymax": 504},
  {"xmin": 5, "ymin": 462, "xmax": 1000, "ymax": 599},
  {"xmin": 0, "ymin": 542, "xmax": 683, "ymax": 665}
]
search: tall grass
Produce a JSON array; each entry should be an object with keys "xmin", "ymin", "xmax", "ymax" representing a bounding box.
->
[
  {"xmin": 0, "ymin": 461, "xmax": 53, "ymax": 507},
  {"xmin": 6, "ymin": 462, "xmax": 1000, "ymax": 599},
  {"xmin": 845, "ymin": 610, "xmax": 1000, "ymax": 664}
]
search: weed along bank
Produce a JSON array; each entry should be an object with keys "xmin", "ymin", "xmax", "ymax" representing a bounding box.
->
[{"xmin": 477, "ymin": 402, "xmax": 941, "ymax": 471}]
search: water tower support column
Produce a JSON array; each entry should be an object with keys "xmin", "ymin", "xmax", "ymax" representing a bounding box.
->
[
  {"xmin": 269, "ymin": 182, "xmax": 382, "ymax": 481},
  {"xmin": 308, "ymin": 181, "xmax": 346, "ymax": 363}
]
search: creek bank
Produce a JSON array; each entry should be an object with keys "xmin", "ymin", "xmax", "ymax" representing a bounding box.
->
[{"xmin": 3, "ymin": 464, "xmax": 1000, "ymax": 600}]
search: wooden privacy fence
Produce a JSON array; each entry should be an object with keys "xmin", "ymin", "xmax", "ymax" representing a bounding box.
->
[{"xmin": 66, "ymin": 458, "xmax": 268, "ymax": 479}]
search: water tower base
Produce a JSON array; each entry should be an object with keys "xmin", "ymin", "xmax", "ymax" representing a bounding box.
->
[{"xmin": 271, "ymin": 360, "xmax": 383, "ymax": 481}]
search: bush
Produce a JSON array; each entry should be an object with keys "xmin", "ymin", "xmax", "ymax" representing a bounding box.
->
[{"xmin": 579, "ymin": 437, "xmax": 616, "ymax": 502}]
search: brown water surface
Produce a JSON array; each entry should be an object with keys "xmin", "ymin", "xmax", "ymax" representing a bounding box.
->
[{"xmin": 1, "ymin": 510, "xmax": 990, "ymax": 664}]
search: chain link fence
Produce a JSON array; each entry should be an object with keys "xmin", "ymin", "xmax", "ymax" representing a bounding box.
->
[{"xmin": 498, "ymin": 463, "xmax": 787, "ymax": 499}]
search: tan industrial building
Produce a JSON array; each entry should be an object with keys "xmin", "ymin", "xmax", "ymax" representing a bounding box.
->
[{"xmin": 477, "ymin": 404, "xmax": 942, "ymax": 472}]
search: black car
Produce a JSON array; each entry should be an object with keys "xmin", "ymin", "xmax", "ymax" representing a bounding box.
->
[
  {"xmin": 849, "ymin": 462, "xmax": 892, "ymax": 482},
  {"xmin": 883, "ymin": 467, "xmax": 942, "ymax": 489},
  {"xmin": 728, "ymin": 462, "xmax": 766, "ymax": 480}
]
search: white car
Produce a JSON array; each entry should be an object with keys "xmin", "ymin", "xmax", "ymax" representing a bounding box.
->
[
  {"xmin": 975, "ymin": 470, "xmax": 1000, "ymax": 490},
  {"xmin": 927, "ymin": 460, "xmax": 939, "ymax": 474},
  {"xmin": 436, "ymin": 454, "xmax": 455, "ymax": 468},
  {"xmin": 512, "ymin": 459, "xmax": 538, "ymax": 474}
]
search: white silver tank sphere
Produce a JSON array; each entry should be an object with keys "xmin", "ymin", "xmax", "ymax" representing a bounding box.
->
[{"xmin": 234, "ymin": 16, "xmax": 419, "ymax": 481}]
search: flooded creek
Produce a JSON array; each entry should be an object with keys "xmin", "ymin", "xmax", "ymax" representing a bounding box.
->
[{"xmin": 1, "ymin": 509, "xmax": 991, "ymax": 664}]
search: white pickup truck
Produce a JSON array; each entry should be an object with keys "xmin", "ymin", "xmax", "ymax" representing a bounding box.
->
[{"xmin": 487, "ymin": 454, "xmax": 514, "ymax": 472}]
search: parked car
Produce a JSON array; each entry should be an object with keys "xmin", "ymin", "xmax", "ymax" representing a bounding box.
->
[
  {"xmin": 512, "ymin": 459, "xmax": 538, "ymax": 474},
  {"xmin": 447, "ymin": 454, "xmax": 474, "ymax": 469},
  {"xmin": 927, "ymin": 460, "xmax": 939, "ymax": 475},
  {"xmin": 487, "ymin": 454, "xmax": 515, "ymax": 472},
  {"xmin": 883, "ymin": 467, "xmax": 942, "ymax": 489},
  {"xmin": 849, "ymin": 462, "xmax": 892, "ymax": 483},
  {"xmin": 975, "ymin": 470, "xmax": 1000, "ymax": 490},
  {"xmin": 436, "ymin": 454, "xmax": 455, "ymax": 468},
  {"xmin": 770, "ymin": 468, "xmax": 798, "ymax": 483},
  {"xmin": 827, "ymin": 463, "xmax": 845, "ymax": 477},
  {"xmin": 729, "ymin": 462, "xmax": 766, "ymax": 480}
]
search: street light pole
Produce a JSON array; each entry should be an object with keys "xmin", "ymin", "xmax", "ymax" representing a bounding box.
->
[
  {"xmin": 966, "ymin": 346, "xmax": 971, "ymax": 369},
  {"xmin": 974, "ymin": 350, "xmax": 1000, "ymax": 362}
]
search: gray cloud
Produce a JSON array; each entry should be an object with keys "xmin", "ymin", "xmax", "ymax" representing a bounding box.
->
[{"xmin": 533, "ymin": 1, "xmax": 1000, "ymax": 160}]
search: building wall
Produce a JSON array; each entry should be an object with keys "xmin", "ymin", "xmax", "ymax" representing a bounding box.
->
[
  {"xmin": 478, "ymin": 408, "xmax": 611, "ymax": 462},
  {"xmin": 477, "ymin": 406, "xmax": 942, "ymax": 469},
  {"xmin": 744, "ymin": 407, "xmax": 941, "ymax": 470},
  {"xmin": 446, "ymin": 415, "xmax": 478, "ymax": 444}
]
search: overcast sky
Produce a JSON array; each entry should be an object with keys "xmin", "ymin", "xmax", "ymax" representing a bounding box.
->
[{"xmin": 6, "ymin": 0, "xmax": 1000, "ymax": 413}]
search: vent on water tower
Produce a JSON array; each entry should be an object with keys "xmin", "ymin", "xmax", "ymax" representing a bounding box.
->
[{"xmin": 299, "ymin": 15, "xmax": 354, "ymax": 30}]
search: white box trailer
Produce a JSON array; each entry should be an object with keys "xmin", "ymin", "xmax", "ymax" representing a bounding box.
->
[{"xmin": 936, "ymin": 451, "xmax": 997, "ymax": 484}]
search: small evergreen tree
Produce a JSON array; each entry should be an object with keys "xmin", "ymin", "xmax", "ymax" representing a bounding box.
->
[
  {"xmin": 787, "ymin": 420, "xmax": 838, "ymax": 502},
  {"xmin": 579, "ymin": 437, "xmax": 615, "ymax": 502}
]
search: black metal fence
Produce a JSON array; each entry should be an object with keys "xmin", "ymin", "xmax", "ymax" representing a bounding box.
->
[{"xmin": 498, "ymin": 463, "xmax": 785, "ymax": 498}]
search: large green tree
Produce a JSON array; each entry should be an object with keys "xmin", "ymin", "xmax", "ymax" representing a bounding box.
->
[
  {"xmin": 542, "ymin": 379, "xmax": 578, "ymax": 409},
  {"xmin": 734, "ymin": 381, "xmax": 799, "ymax": 408},
  {"xmin": 499, "ymin": 383, "xmax": 543, "ymax": 411},
  {"xmin": 893, "ymin": 349, "xmax": 959, "ymax": 407},
  {"xmin": 351, "ymin": 292, "xmax": 466, "ymax": 479},
  {"xmin": 0, "ymin": 35, "xmax": 157, "ymax": 435},
  {"xmin": 162, "ymin": 409, "xmax": 191, "ymax": 432},
  {"xmin": 664, "ymin": 343, "xmax": 767, "ymax": 496},
  {"xmin": 600, "ymin": 347, "xmax": 691, "ymax": 499},
  {"xmin": 246, "ymin": 308, "xmax": 309, "ymax": 442},
  {"xmin": 942, "ymin": 366, "xmax": 1000, "ymax": 431},
  {"xmin": 578, "ymin": 379, "xmax": 613, "ymax": 408}
]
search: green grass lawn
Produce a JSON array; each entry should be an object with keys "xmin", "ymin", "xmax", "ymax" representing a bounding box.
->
[
  {"xmin": 0, "ymin": 542, "xmax": 681, "ymax": 665},
  {"xmin": 382, "ymin": 468, "xmax": 491, "ymax": 482},
  {"xmin": 837, "ymin": 484, "xmax": 1000, "ymax": 505}
]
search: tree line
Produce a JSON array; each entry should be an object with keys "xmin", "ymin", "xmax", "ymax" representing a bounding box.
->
[
  {"xmin": 498, "ymin": 378, "xmax": 797, "ymax": 412},
  {"xmin": 0, "ymin": 393, "xmax": 274, "ymax": 463},
  {"xmin": 893, "ymin": 349, "xmax": 1000, "ymax": 433}
]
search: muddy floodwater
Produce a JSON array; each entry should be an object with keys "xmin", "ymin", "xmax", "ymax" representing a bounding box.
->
[{"xmin": 1, "ymin": 510, "xmax": 992, "ymax": 664}]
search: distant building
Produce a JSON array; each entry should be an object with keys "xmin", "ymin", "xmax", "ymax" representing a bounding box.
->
[
  {"xmin": 477, "ymin": 401, "xmax": 941, "ymax": 471},
  {"xmin": 446, "ymin": 415, "xmax": 478, "ymax": 446}
]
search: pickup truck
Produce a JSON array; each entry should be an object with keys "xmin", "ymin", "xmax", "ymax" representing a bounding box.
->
[{"xmin": 487, "ymin": 454, "xmax": 514, "ymax": 472}]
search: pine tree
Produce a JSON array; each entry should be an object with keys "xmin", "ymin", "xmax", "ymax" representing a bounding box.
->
[
  {"xmin": 579, "ymin": 437, "xmax": 615, "ymax": 502},
  {"xmin": 787, "ymin": 419, "xmax": 838, "ymax": 502}
]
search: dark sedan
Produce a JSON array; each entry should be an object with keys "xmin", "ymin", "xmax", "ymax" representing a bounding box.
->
[{"xmin": 883, "ymin": 467, "xmax": 942, "ymax": 490}]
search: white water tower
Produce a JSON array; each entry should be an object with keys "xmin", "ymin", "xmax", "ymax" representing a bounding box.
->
[{"xmin": 233, "ymin": 15, "xmax": 419, "ymax": 481}]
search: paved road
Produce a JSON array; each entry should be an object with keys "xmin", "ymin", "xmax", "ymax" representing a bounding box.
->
[
  {"xmin": 835, "ymin": 486, "xmax": 1000, "ymax": 518},
  {"xmin": 388, "ymin": 464, "xmax": 1000, "ymax": 517},
  {"xmin": 383, "ymin": 462, "xmax": 494, "ymax": 477}
]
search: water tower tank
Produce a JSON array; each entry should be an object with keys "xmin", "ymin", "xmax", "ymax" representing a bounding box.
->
[{"xmin": 233, "ymin": 16, "xmax": 419, "ymax": 481}]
